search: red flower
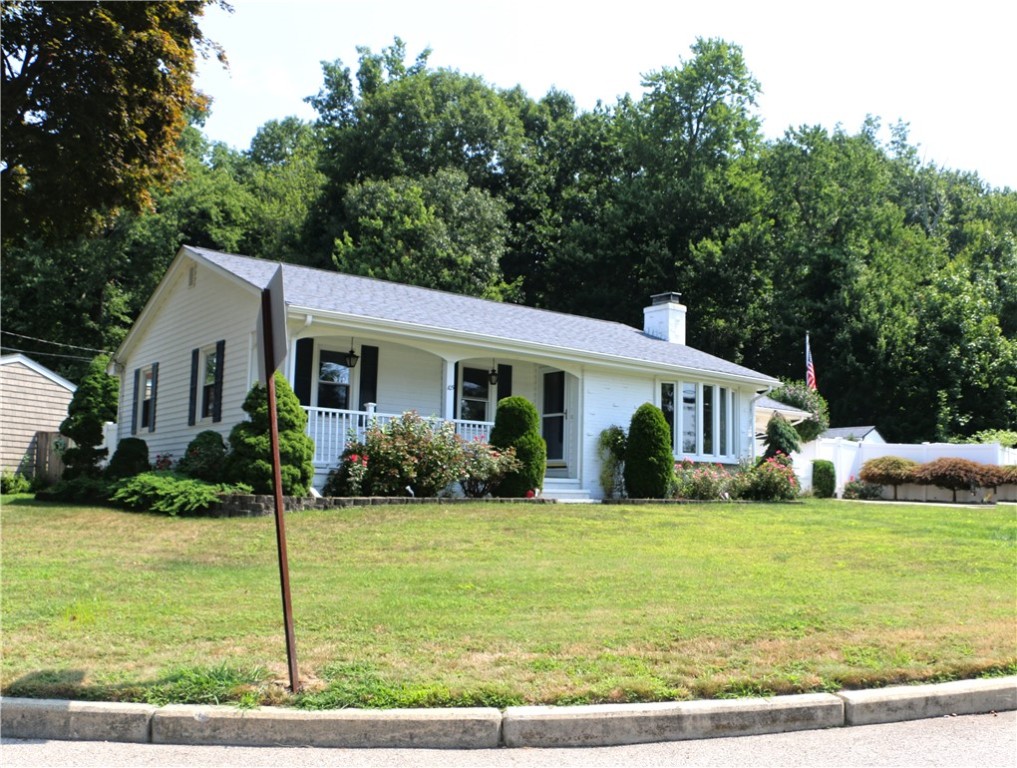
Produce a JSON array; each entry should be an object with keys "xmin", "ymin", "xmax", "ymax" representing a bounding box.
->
[{"xmin": 525, "ymin": 489, "xmax": 535, "ymax": 498}]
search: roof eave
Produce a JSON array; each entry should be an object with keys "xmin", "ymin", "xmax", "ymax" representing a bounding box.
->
[{"xmin": 288, "ymin": 304, "xmax": 779, "ymax": 389}]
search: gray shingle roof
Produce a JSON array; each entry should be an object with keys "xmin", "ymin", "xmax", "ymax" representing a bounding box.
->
[
  {"xmin": 756, "ymin": 395, "xmax": 811, "ymax": 417},
  {"xmin": 821, "ymin": 426, "xmax": 880, "ymax": 440},
  {"xmin": 189, "ymin": 246, "xmax": 778, "ymax": 385}
]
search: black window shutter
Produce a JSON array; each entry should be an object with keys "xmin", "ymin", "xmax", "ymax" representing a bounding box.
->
[
  {"xmin": 497, "ymin": 364, "xmax": 512, "ymax": 403},
  {"xmin": 148, "ymin": 362, "xmax": 159, "ymax": 432},
  {"xmin": 212, "ymin": 339, "xmax": 225, "ymax": 422},
  {"xmin": 188, "ymin": 349, "xmax": 199, "ymax": 426},
  {"xmin": 131, "ymin": 368, "xmax": 140, "ymax": 435},
  {"xmin": 293, "ymin": 338, "xmax": 314, "ymax": 406},
  {"xmin": 358, "ymin": 345, "xmax": 379, "ymax": 409}
]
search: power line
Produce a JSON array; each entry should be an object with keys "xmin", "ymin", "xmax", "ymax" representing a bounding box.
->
[
  {"xmin": 0, "ymin": 345, "xmax": 96, "ymax": 362},
  {"xmin": 0, "ymin": 330, "xmax": 111, "ymax": 354}
]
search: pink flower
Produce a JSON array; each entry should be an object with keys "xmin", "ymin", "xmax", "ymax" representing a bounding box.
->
[{"xmin": 526, "ymin": 489, "xmax": 535, "ymax": 498}]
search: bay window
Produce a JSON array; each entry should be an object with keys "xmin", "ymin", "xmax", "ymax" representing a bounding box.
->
[{"xmin": 661, "ymin": 381, "xmax": 737, "ymax": 461}]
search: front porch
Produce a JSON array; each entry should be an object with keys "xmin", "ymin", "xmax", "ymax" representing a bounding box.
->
[{"xmin": 304, "ymin": 404, "xmax": 493, "ymax": 469}]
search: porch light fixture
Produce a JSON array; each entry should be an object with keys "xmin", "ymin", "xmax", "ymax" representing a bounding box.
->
[
  {"xmin": 488, "ymin": 361, "xmax": 499, "ymax": 386},
  {"xmin": 342, "ymin": 339, "xmax": 359, "ymax": 369}
]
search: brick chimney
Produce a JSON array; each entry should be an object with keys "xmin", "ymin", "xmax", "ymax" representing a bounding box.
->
[{"xmin": 643, "ymin": 292, "xmax": 687, "ymax": 344}]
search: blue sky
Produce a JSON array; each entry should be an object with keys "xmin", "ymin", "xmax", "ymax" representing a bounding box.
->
[{"xmin": 194, "ymin": 0, "xmax": 1016, "ymax": 190}]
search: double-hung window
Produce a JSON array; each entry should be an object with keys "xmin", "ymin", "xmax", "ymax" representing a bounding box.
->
[
  {"xmin": 132, "ymin": 363, "xmax": 159, "ymax": 434},
  {"xmin": 189, "ymin": 341, "xmax": 224, "ymax": 425}
]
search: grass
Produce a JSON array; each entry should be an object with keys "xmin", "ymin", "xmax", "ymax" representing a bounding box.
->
[{"xmin": 1, "ymin": 495, "xmax": 1014, "ymax": 708}]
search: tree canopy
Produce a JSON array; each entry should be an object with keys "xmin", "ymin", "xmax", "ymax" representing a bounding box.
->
[
  {"xmin": 3, "ymin": 30, "xmax": 1014, "ymax": 444},
  {"xmin": 1, "ymin": 0, "xmax": 224, "ymax": 243}
]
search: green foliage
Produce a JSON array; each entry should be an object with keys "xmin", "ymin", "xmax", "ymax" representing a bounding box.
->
[
  {"xmin": 323, "ymin": 450, "xmax": 370, "ymax": 497},
  {"xmin": 1, "ymin": 471, "xmax": 32, "ymax": 494},
  {"xmin": 763, "ymin": 413, "xmax": 801, "ymax": 459},
  {"xmin": 59, "ymin": 355, "xmax": 119, "ymax": 479},
  {"xmin": 226, "ymin": 373, "xmax": 315, "ymax": 496},
  {"xmin": 812, "ymin": 460, "xmax": 836, "ymax": 498},
  {"xmin": 597, "ymin": 425, "xmax": 627, "ymax": 499},
  {"xmin": 490, "ymin": 397, "xmax": 546, "ymax": 497},
  {"xmin": 623, "ymin": 403, "xmax": 674, "ymax": 499},
  {"xmin": 1, "ymin": 1, "xmax": 220, "ymax": 244},
  {"xmin": 110, "ymin": 471, "xmax": 251, "ymax": 516},
  {"xmin": 957, "ymin": 429, "xmax": 1017, "ymax": 448},
  {"xmin": 105, "ymin": 437, "xmax": 150, "ymax": 481},
  {"xmin": 859, "ymin": 456, "xmax": 919, "ymax": 500},
  {"xmin": 673, "ymin": 459, "xmax": 741, "ymax": 500},
  {"xmin": 842, "ymin": 479, "xmax": 885, "ymax": 500},
  {"xmin": 144, "ymin": 663, "xmax": 268, "ymax": 707},
  {"xmin": 459, "ymin": 442, "xmax": 522, "ymax": 498},
  {"xmin": 177, "ymin": 430, "xmax": 228, "ymax": 482},
  {"xmin": 333, "ymin": 168, "xmax": 510, "ymax": 297},
  {"xmin": 741, "ymin": 453, "xmax": 799, "ymax": 501},
  {"xmin": 34, "ymin": 475, "xmax": 113, "ymax": 504},
  {"xmin": 769, "ymin": 381, "xmax": 830, "ymax": 442},
  {"xmin": 343, "ymin": 412, "xmax": 467, "ymax": 497}
]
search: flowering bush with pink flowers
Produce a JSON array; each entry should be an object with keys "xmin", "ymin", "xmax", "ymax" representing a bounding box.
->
[
  {"xmin": 460, "ymin": 440, "xmax": 521, "ymax": 498},
  {"xmin": 741, "ymin": 453, "xmax": 799, "ymax": 501},
  {"xmin": 672, "ymin": 459, "xmax": 740, "ymax": 500}
]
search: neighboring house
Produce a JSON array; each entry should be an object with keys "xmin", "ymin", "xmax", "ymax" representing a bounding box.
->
[
  {"xmin": 820, "ymin": 426, "xmax": 885, "ymax": 444},
  {"xmin": 754, "ymin": 395, "xmax": 812, "ymax": 438},
  {"xmin": 110, "ymin": 246, "xmax": 781, "ymax": 499},
  {"xmin": 0, "ymin": 354, "xmax": 76, "ymax": 475}
]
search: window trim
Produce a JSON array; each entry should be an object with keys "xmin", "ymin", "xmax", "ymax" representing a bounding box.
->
[
  {"xmin": 132, "ymin": 363, "xmax": 159, "ymax": 434},
  {"xmin": 459, "ymin": 365, "xmax": 493, "ymax": 423},
  {"xmin": 314, "ymin": 346, "xmax": 355, "ymax": 410}
]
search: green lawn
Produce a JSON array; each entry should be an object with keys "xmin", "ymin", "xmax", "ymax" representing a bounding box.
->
[{"xmin": 1, "ymin": 496, "xmax": 1014, "ymax": 709}]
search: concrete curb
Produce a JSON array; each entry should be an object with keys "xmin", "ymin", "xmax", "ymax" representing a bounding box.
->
[{"xmin": 2, "ymin": 677, "xmax": 1015, "ymax": 749}]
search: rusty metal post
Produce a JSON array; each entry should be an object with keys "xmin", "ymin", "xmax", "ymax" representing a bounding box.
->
[{"xmin": 261, "ymin": 287, "xmax": 300, "ymax": 693}]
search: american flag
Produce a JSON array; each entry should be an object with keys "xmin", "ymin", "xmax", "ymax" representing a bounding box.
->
[{"xmin": 806, "ymin": 333, "xmax": 818, "ymax": 391}]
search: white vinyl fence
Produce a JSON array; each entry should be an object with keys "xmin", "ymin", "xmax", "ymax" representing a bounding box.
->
[{"xmin": 794, "ymin": 439, "xmax": 1017, "ymax": 502}]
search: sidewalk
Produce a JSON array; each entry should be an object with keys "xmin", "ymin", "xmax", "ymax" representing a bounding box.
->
[{"xmin": 2, "ymin": 677, "xmax": 1014, "ymax": 749}]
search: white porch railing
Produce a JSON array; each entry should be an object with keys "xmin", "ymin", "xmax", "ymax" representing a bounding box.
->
[{"xmin": 304, "ymin": 406, "xmax": 494, "ymax": 466}]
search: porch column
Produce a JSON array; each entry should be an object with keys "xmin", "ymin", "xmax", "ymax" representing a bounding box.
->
[{"xmin": 442, "ymin": 359, "xmax": 456, "ymax": 420}]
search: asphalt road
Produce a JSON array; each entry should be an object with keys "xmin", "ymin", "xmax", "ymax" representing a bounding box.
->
[{"xmin": 3, "ymin": 710, "xmax": 1015, "ymax": 767}]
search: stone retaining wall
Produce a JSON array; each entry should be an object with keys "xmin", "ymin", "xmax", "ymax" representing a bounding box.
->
[{"xmin": 207, "ymin": 494, "xmax": 556, "ymax": 517}]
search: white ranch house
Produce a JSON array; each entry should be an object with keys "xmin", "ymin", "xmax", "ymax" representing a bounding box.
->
[{"xmin": 111, "ymin": 246, "xmax": 781, "ymax": 499}]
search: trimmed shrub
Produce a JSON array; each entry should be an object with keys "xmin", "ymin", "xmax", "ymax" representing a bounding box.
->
[
  {"xmin": 842, "ymin": 478, "xmax": 884, "ymax": 500},
  {"xmin": 741, "ymin": 453, "xmax": 799, "ymax": 501},
  {"xmin": 60, "ymin": 354, "xmax": 118, "ymax": 480},
  {"xmin": 812, "ymin": 459, "xmax": 835, "ymax": 498},
  {"xmin": 911, "ymin": 457, "xmax": 992, "ymax": 503},
  {"xmin": 490, "ymin": 397, "xmax": 545, "ymax": 497},
  {"xmin": 597, "ymin": 425, "xmax": 627, "ymax": 499},
  {"xmin": 768, "ymin": 380, "xmax": 830, "ymax": 442},
  {"xmin": 227, "ymin": 373, "xmax": 315, "ymax": 496},
  {"xmin": 35, "ymin": 475, "xmax": 112, "ymax": 504},
  {"xmin": 623, "ymin": 403, "xmax": 674, "ymax": 499},
  {"xmin": 763, "ymin": 413, "xmax": 801, "ymax": 459},
  {"xmin": 110, "ymin": 471, "xmax": 251, "ymax": 516},
  {"xmin": 859, "ymin": 456, "xmax": 918, "ymax": 501},
  {"xmin": 177, "ymin": 430, "xmax": 228, "ymax": 482},
  {"xmin": 105, "ymin": 437, "xmax": 150, "ymax": 480}
]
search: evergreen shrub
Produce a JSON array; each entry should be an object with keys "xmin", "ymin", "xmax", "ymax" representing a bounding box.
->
[
  {"xmin": 763, "ymin": 413, "xmax": 801, "ymax": 459},
  {"xmin": 110, "ymin": 471, "xmax": 251, "ymax": 516},
  {"xmin": 177, "ymin": 430, "xmax": 228, "ymax": 482},
  {"xmin": 623, "ymin": 403, "xmax": 674, "ymax": 499},
  {"xmin": 105, "ymin": 437, "xmax": 150, "ymax": 480},
  {"xmin": 812, "ymin": 459, "xmax": 835, "ymax": 498},
  {"xmin": 227, "ymin": 373, "xmax": 315, "ymax": 496},
  {"xmin": 490, "ymin": 397, "xmax": 545, "ymax": 497},
  {"xmin": 60, "ymin": 354, "xmax": 118, "ymax": 480}
]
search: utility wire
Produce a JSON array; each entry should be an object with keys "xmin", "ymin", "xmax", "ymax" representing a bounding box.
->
[
  {"xmin": 0, "ymin": 330, "xmax": 111, "ymax": 354},
  {"xmin": 0, "ymin": 345, "xmax": 96, "ymax": 362}
]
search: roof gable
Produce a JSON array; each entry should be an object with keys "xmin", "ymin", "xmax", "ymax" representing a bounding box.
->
[
  {"xmin": 179, "ymin": 247, "xmax": 780, "ymax": 386},
  {"xmin": 0, "ymin": 354, "xmax": 77, "ymax": 392}
]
